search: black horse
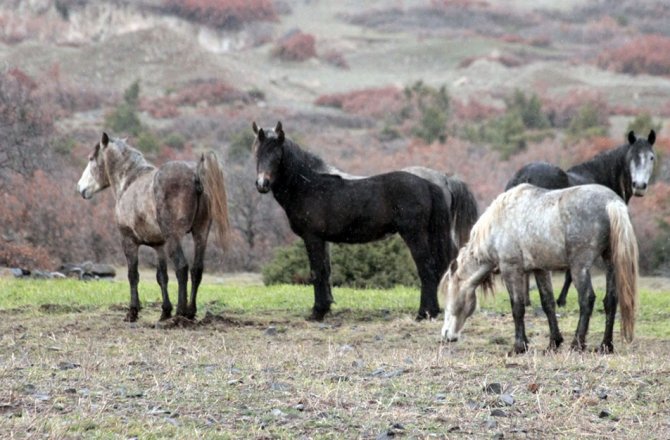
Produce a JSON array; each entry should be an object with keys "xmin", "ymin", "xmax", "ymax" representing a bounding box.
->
[
  {"xmin": 506, "ymin": 130, "xmax": 656, "ymax": 306},
  {"xmin": 253, "ymin": 121, "xmax": 457, "ymax": 321}
]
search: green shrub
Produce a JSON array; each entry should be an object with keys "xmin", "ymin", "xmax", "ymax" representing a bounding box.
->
[
  {"xmin": 136, "ymin": 131, "xmax": 160, "ymax": 153},
  {"xmin": 105, "ymin": 80, "xmax": 142, "ymax": 136},
  {"xmin": 567, "ymin": 102, "xmax": 608, "ymax": 138},
  {"xmin": 461, "ymin": 90, "xmax": 553, "ymax": 158},
  {"xmin": 262, "ymin": 236, "xmax": 419, "ymax": 289},
  {"xmin": 163, "ymin": 132, "xmax": 186, "ymax": 150},
  {"xmin": 105, "ymin": 103, "xmax": 142, "ymax": 136},
  {"xmin": 626, "ymin": 113, "xmax": 662, "ymax": 136},
  {"xmin": 228, "ymin": 130, "xmax": 256, "ymax": 163}
]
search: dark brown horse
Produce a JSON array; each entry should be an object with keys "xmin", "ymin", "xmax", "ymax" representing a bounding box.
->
[{"xmin": 77, "ymin": 133, "xmax": 230, "ymax": 322}]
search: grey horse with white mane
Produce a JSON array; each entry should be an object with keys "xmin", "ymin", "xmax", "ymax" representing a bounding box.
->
[{"xmin": 440, "ymin": 183, "xmax": 638, "ymax": 354}]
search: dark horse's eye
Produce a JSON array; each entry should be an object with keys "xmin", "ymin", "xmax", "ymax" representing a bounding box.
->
[{"xmin": 650, "ymin": 155, "xmax": 655, "ymax": 161}]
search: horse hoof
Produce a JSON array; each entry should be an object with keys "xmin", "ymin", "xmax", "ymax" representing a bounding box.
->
[
  {"xmin": 307, "ymin": 309, "xmax": 328, "ymax": 322},
  {"xmin": 595, "ymin": 343, "xmax": 614, "ymax": 354},
  {"xmin": 508, "ymin": 346, "xmax": 527, "ymax": 356},
  {"xmin": 159, "ymin": 311, "xmax": 172, "ymax": 321},
  {"xmin": 570, "ymin": 341, "xmax": 587, "ymax": 352},
  {"xmin": 124, "ymin": 309, "xmax": 138, "ymax": 323},
  {"xmin": 556, "ymin": 299, "xmax": 566, "ymax": 308}
]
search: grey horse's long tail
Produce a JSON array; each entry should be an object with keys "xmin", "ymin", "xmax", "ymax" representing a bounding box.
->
[
  {"xmin": 197, "ymin": 151, "xmax": 231, "ymax": 250},
  {"xmin": 607, "ymin": 201, "xmax": 638, "ymax": 343},
  {"xmin": 447, "ymin": 176, "xmax": 479, "ymax": 248}
]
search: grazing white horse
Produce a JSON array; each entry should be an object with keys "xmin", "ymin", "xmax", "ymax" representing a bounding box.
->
[{"xmin": 440, "ymin": 183, "xmax": 638, "ymax": 354}]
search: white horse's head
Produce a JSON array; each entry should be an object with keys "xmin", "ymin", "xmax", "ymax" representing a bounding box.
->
[{"xmin": 440, "ymin": 260, "xmax": 479, "ymax": 342}]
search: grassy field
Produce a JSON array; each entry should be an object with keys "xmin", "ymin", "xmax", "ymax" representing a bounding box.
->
[{"xmin": 1, "ymin": 277, "xmax": 670, "ymax": 439}]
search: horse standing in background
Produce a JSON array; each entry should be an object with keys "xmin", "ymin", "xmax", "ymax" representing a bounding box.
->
[
  {"xmin": 77, "ymin": 133, "xmax": 230, "ymax": 322},
  {"xmin": 506, "ymin": 130, "xmax": 655, "ymax": 306},
  {"xmin": 253, "ymin": 121, "xmax": 457, "ymax": 321},
  {"xmin": 441, "ymin": 184, "xmax": 638, "ymax": 354}
]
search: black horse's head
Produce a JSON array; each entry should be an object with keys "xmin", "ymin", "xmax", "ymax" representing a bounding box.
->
[
  {"xmin": 626, "ymin": 129, "xmax": 656, "ymax": 197},
  {"xmin": 252, "ymin": 121, "xmax": 285, "ymax": 193}
]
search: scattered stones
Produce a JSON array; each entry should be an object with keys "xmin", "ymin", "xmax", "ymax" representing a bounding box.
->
[
  {"xmin": 492, "ymin": 433, "xmax": 504, "ymax": 440},
  {"xmin": 294, "ymin": 403, "xmax": 305, "ymax": 411},
  {"xmin": 490, "ymin": 409, "xmax": 507, "ymax": 417},
  {"xmin": 500, "ymin": 393, "xmax": 514, "ymax": 406},
  {"xmin": 598, "ymin": 409, "xmax": 619, "ymax": 420},
  {"xmin": 270, "ymin": 382, "xmax": 292, "ymax": 392},
  {"xmin": 485, "ymin": 419, "xmax": 498, "ymax": 429},
  {"xmin": 264, "ymin": 326, "xmax": 278, "ymax": 336},
  {"xmin": 383, "ymin": 368, "xmax": 406, "ymax": 378},
  {"xmin": 271, "ymin": 408, "xmax": 286, "ymax": 418},
  {"xmin": 485, "ymin": 383, "xmax": 503, "ymax": 394},
  {"xmin": 435, "ymin": 393, "xmax": 447, "ymax": 401},
  {"xmin": 56, "ymin": 361, "xmax": 80, "ymax": 371}
]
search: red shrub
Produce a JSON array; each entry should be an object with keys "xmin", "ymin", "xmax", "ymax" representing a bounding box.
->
[
  {"xmin": 321, "ymin": 50, "xmax": 349, "ymax": 69},
  {"xmin": 162, "ymin": 0, "xmax": 276, "ymax": 28},
  {"xmin": 173, "ymin": 79, "xmax": 249, "ymax": 106},
  {"xmin": 273, "ymin": 32, "xmax": 316, "ymax": 62},
  {"xmin": 543, "ymin": 89, "xmax": 609, "ymax": 129},
  {"xmin": 0, "ymin": 170, "xmax": 121, "ymax": 269},
  {"xmin": 598, "ymin": 35, "xmax": 670, "ymax": 76},
  {"xmin": 453, "ymin": 98, "xmax": 502, "ymax": 121},
  {"xmin": 315, "ymin": 86, "xmax": 404, "ymax": 118},
  {"xmin": 140, "ymin": 79, "xmax": 248, "ymax": 117},
  {"xmin": 0, "ymin": 242, "xmax": 54, "ymax": 269}
]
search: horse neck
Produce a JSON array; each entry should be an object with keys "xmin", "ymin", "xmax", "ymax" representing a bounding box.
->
[
  {"xmin": 105, "ymin": 151, "xmax": 155, "ymax": 200},
  {"xmin": 271, "ymin": 143, "xmax": 323, "ymax": 206},
  {"xmin": 569, "ymin": 146, "xmax": 631, "ymax": 201}
]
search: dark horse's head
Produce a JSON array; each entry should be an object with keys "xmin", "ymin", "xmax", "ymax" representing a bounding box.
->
[
  {"xmin": 627, "ymin": 129, "xmax": 656, "ymax": 197},
  {"xmin": 252, "ymin": 121, "xmax": 285, "ymax": 193}
]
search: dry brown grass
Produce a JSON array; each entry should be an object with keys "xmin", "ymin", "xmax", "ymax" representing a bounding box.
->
[{"xmin": 1, "ymin": 287, "xmax": 669, "ymax": 439}]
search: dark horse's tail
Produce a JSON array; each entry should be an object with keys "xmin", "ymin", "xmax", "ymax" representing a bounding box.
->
[
  {"xmin": 428, "ymin": 183, "xmax": 458, "ymax": 278},
  {"xmin": 197, "ymin": 152, "xmax": 231, "ymax": 249},
  {"xmin": 447, "ymin": 176, "xmax": 479, "ymax": 248}
]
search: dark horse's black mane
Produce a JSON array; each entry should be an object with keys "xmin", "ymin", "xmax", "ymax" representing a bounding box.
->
[{"xmin": 567, "ymin": 143, "xmax": 632, "ymax": 201}]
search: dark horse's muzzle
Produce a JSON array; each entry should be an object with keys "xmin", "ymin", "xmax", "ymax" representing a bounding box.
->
[{"xmin": 256, "ymin": 175, "xmax": 270, "ymax": 193}]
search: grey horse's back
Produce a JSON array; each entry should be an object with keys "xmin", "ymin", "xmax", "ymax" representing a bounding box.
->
[{"xmin": 402, "ymin": 166, "xmax": 478, "ymax": 248}]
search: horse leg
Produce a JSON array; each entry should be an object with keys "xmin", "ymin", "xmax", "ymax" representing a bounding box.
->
[
  {"xmin": 156, "ymin": 246, "xmax": 172, "ymax": 321},
  {"xmin": 122, "ymin": 236, "xmax": 141, "ymax": 322},
  {"xmin": 501, "ymin": 267, "xmax": 529, "ymax": 354},
  {"xmin": 556, "ymin": 270, "xmax": 573, "ymax": 307},
  {"xmin": 534, "ymin": 270, "xmax": 563, "ymax": 351},
  {"xmin": 598, "ymin": 264, "xmax": 617, "ymax": 354},
  {"xmin": 186, "ymin": 229, "xmax": 209, "ymax": 320},
  {"xmin": 400, "ymin": 232, "xmax": 440, "ymax": 320},
  {"xmin": 570, "ymin": 266, "xmax": 596, "ymax": 351},
  {"xmin": 303, "ymin": 236, "xmax": 333, "ymax": 321},
  {"xmin": 167, "ymin": 239, "xmax": 189, "ymax": 318}
]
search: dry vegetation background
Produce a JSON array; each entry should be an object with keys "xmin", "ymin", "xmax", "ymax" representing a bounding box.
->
[
  {"xmin": 1, "ymin": 2, "xmax": 670, "ymax": 438},
  {"xmin": 0, "ymin": 0, "xmax": 669, "ymax": 274}
]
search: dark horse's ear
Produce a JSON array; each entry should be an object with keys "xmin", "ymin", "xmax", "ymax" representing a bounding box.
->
[
  {"xmin": 275, "ymin": 121, "xmax": 284, "ymax": 143},
  {"xmin": 257, "ymin": 128, "xmax": 266, "ymax": 143},
  {"xmin": 101, "ymin": 132, "xmax": 110, "ymax": 148},
  {"xmin": 648, "ymin": 129, "xmax": 656, "ymax": 145},
  {"xmin": 627, "ymin": 130, "xmax": 636, "ymax": 145},
  {"xmin": 252, "ymin": 121, "xmax": 259, "ymax": 135}
]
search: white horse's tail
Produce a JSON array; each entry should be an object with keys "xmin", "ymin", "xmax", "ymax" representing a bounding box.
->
[{"xmin": 606, "ymin": 201, "xmax": 639, "ymax": 343}]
